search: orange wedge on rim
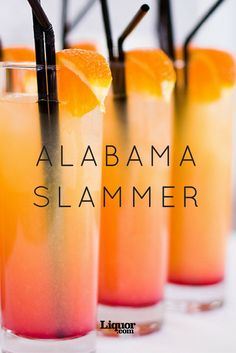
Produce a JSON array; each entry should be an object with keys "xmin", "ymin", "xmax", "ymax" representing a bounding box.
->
[
  {"xmin": 188, "ymin": 50, "xmax": 221, "ymax": 102},
  {"xmin": 3, "ymin": 47, "xmax": 35, "ymax": 62},
  {"xmin": 177, "ymin": 48, "xmax": 236, "ymax": 102},
  {"xmin": 194, "ymin": 48, "xmax": 236, "ymax": 88},
  {"xmin": 125, "ymin": 49, "xmax": 176, "ymax": 100},
  {"xmin": 56, "ymin": 49, "xmax": 112, "ymax": 117}
]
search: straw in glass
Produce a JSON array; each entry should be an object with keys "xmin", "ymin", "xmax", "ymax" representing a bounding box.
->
[
  {"xmin": 28, "ymin": 0, "xmax": 58, "ymax": 102},
  {"xmin": 99, "ymin": 0, "xmax": 149, "ymax": 138},
  {"xmin": 158, "ymin": 0, "xmax": 175, "ymax": 61},
  {"xmin": 100, "ymin": 0, "xmax": 114, "ymax": 62},
  {"xmin": 183, "ymin": 0, "xmax": 226, "ymax": 88},
  {"xmin": 118, "ymin": 4, "xmax": 149, "ymax": 62},
  {"xmin": 116, "ymin": 4, "xmax": 150, "ymax": 99},
  {"xmin": 61, "ymin": 0, "xmax": 69, "ymax": 49},
  {"xmin": 27, "ymin": 0, "xmax": 65, "ymax": 338},
  {"xmin": 100, "ymin": 0, "xmax": 149, "ymax": 99},
  {"xmin": 62, "ymin": 0, "xmax": 97, "ymax": 49},
  {"xmin": 33, "ymin": 14, "xmax": 47, "ymax": 101}
]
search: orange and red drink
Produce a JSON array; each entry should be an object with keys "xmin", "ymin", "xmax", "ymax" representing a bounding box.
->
[
  {"xmin": 0, "ymin": 50, "xmax": 111, "ymax": 347},
  {"xmin": 168, "ymin": 48, "xmax": 236, "ymax": 310},
  {"xmin": 98, "ymin": 49, "xmax": 175, "ymax": 334}
]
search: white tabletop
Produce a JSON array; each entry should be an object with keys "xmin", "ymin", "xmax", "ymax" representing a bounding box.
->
[{"xmin": 97, "ymin": 235, "xmax": 236, "ymax": 353}]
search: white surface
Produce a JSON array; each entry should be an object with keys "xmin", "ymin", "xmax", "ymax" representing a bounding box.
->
[{"xmin": 97, "ymin": 235, "xmax": 236, "ymax": 353}]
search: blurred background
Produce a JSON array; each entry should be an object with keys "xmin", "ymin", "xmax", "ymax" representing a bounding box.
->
[
  {"xmin": 1, "ymin": 0, "xmax": 236, "ymax": 53},
  {"xmin": 0, "ymin": 0, "xmax": 236, "ymax": 226}
]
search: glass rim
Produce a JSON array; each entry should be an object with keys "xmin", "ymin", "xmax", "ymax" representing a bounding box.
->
[{"xmin": 0, "ymin": 61, "xmax": 57, "ymax": 71}]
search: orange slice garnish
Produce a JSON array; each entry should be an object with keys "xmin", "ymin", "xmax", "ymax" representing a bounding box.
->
[
  {"xmin": 3, "ymin": 47, "xmax": 35, "ymax": 62},
  {"xmin": 125, "ymin": 49, "xmax": 176, "ymax": 100},
  {"xmin": 188, "ymin": 50, "xmax": 221, "ymax": 101},
  {"xmin": 56, "ymin": 49, "xmax": 112, "ymax": 117},
  {"xmin": 190, "ymin": 48, "xmax": 236, "ymax": 89},
  {"xmin": 177, "ymin": 48, "xmax": 236, "ymax": 102}
]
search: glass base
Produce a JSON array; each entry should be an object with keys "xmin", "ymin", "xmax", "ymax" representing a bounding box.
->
[
  {"xmin": 97, "ymin": 301, "xmax": 164, "ymax": 336},
  {"xmin": 166, "ymin": 281, "xmax": 224, "ymax": 313},
  {"xmin": 1, "ymin": 328, "xmax": 96, "ymax": 353}
]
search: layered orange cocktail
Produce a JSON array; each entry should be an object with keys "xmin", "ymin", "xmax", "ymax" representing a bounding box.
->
[
  {"xmin": 169, "ymin": 49, "xmax": 236, "ymax": 293},
  {"xmin": 99, "ymin": 49, "xmax": 175, "ymax": 331},
  {"xmin": 0, "ymin": 49, "xmax": 111, "ymax": 339}
]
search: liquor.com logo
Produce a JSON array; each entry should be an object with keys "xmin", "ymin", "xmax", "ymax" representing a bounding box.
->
[{"xmin": 100, "ymin": 320, "xmax": 136, "ymax": 335}]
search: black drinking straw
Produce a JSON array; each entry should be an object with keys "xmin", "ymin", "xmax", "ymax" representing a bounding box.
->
[
  {"xmin": 183, "ymin": 0, "xmax": 226, "ymax": 88},
  {"xmin": 99, "ymin": 0, "xmax": 149, "ymax": 98},
  {"xmin": 115, "ymin": 4, "xmax": 150, "ymax": 98},
  {"xmin": 118, "ymin": 4, "xmax": 150, "ymax": 62},
  {"xmin": 27, "ymin": 0, "xmax": 58, "ymax": 104},
  {"xmin": 62, "ymin": 0, "xmax": 97, "ymax": 49},
  {"xmin": 99, "ymin": 1, "xmax": 150, "ymax": 134},
  {"xmin": 69, "ymin": 0, "xmax": 97, "ymax": 33},
  {"xmin": 32, "ymin": 13, "xmax": 47, "ymax": 103},
  {"xmin": 27, "ymin": 0, "xmax": 64, "ymax": 338},
  {"xmin": 44, "ymin": 25, "xmax": 58, "ymax": 117},
  {"xmin": 61, "ymin": 0, "xmax": 69, "ymax": 49},
  {"xmin": 158, "ymin": 0, "xmax": 175, "ymax": 62},
  {"xmin": 99, "ymin": 0, "xmax": 114, "ymax": 61}
]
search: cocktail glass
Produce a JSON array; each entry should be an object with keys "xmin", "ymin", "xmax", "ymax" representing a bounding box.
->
[
  {"xmin": 98, "ymin": 50, "xmax": 175, "ymax": 335},
  {"xmin": 0, "ymin": 60, "xmax": 106, "ymax": 353},
  {"xmin": 167, "ymin": 48, "xmax": 236, "ymax": 311}
]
